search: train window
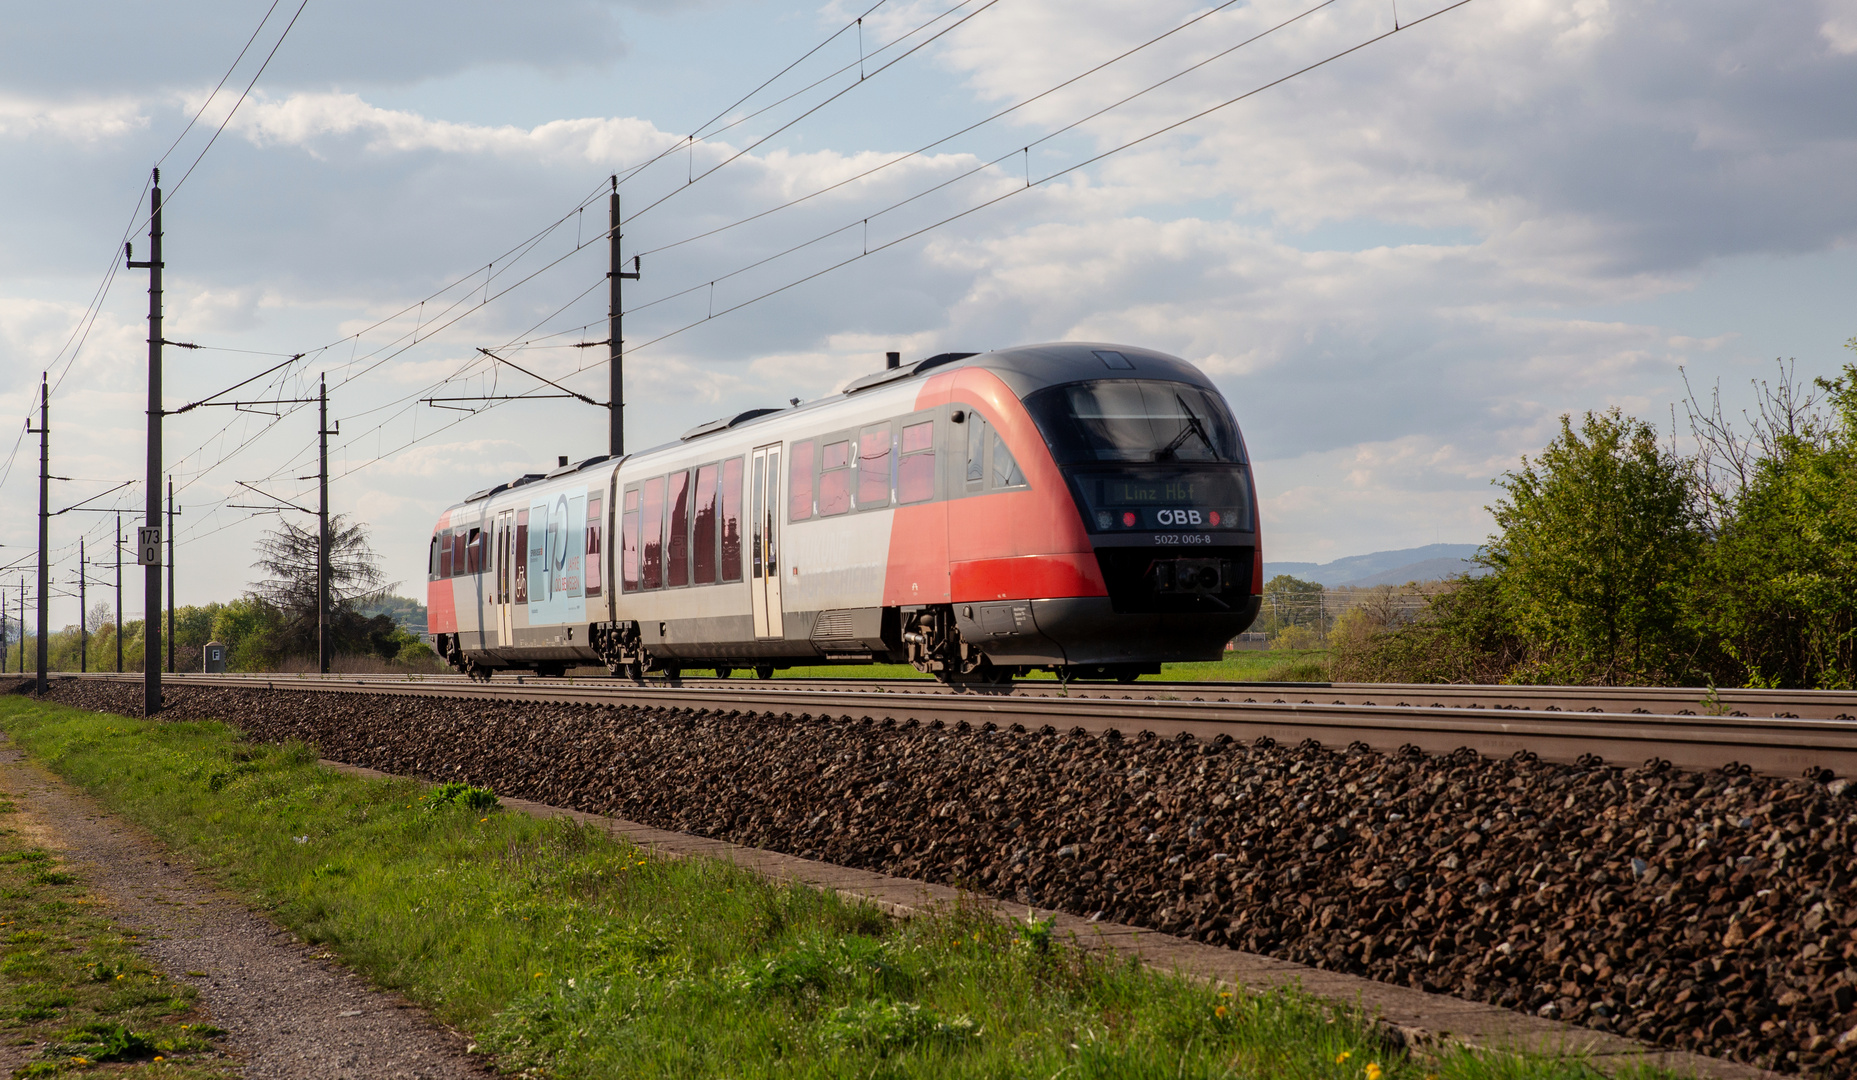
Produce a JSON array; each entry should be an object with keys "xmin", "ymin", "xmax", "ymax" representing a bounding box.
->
[
  {"xmin": 532, "ymin": 506, "xmax": 550, "ymax": 599},
  {"xmin": 991, "ymin": 431, "xmax": 1026, "ymax": 488},
  {"xmin": 1023, "ymin": 380, "xmax": 1242, "ymax": 464},
  {"xmin": 692, "ymin": 464, "xmax": 719, "ymax": 585},
  {"xmin": 819, "ymin": 439, "xmax": 851, "ymax": 515},
  {"xmin": 586, "ymin": 494, "xmax": 603, "ymax": 597},
  {"xmin": 898, "ymin": 421, "xmax": 935, "ymax": 504},
  {"xmin": 666, "ymin": 471, "xmax": 691, "ymax": 587},
  {"xmin": 453, "ymin": 530, "xmax": 468, "ymax": 578},
  {"xmin": 429, "ymin": 535, "xmax": 440, "ymax": 579},
  {"xmin": 720, "ymin": 456, "xmax": 744, "ymax": 582},
  {"xmin": 514, "ymin": 510, "xmax": 529, "ymax": 602},
  {"xmin": 437, "ymin": 531, "xmax": 452, "ymax": 578},
  {"xmin": 751, "ymin": 460, "xmax": 765, "ymax": 579},
  {"xmin": 787, "ymin": 440, "xmax": 814, "ymax": 521},
  {"xmin": 966, "ymin": 416, "xmax": 986, "ymax": 487},
  {"xmin": 621, "ymin": 489, "xmax": 640, "ymax": 592},
  {"xmin": 496, "ymin": 526, "xmax": 508, "ymax": 602},
  {"xmin": 640, "ymin": 476, "xmax": 666, "ymax": 590},
  {"xmin": 765, "ymin": 448, "xmax": 781, "ymax": 579},
  {"xmin": 466, "ymin": 528, "xmax": 484, "ymax": 574},
  {"xmin": 857, "ymin": 425, "xmax": 891, "ymax": 509}
]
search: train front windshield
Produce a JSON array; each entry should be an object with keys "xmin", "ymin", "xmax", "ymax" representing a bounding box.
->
[
  {"xmin": 1025, "ymin": 380, "xmax": 1254, "ymax": 534},
  {"xmin": 1027, "ymin": 380, "xmax": 1243, "ymax": 464}
]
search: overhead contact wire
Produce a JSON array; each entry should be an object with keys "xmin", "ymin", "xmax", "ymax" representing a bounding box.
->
[{"xmin": 625, "ymin": 0, "xmax": 1479, "ymax": 355}]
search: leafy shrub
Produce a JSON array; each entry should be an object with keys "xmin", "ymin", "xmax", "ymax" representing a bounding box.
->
[
  {"xmin": 1331, "ymin": 575, "xmax": 1523, "ymax": 684},
  {"xmin": 424, "ymin": 781, "xmax": 499, "ymax": 812}
]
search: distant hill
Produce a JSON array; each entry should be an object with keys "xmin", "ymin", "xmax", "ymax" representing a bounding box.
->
[{"xmin": 1264, "ymin": 544, "xmax": 1486, "ymax": 588}]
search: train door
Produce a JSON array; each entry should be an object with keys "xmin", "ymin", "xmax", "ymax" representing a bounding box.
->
[
  {"xmin": 495, "ymin": 508, "xmax": 515, "ymax": 646},
  {"xmin": 750, "ymin": 443, "xmax": 785, "ymax": 638}
]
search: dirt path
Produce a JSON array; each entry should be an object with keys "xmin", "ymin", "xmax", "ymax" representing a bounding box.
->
[{"xmin": 0, "ymin": 740, "xmax": 489, "ymax": 1080}]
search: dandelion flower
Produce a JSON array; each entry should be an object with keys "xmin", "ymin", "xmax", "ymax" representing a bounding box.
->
[
  {"xmin": 1215, "ymin": 1005, "xmax": 1228, "ymax": 1018},
  {"xmin": 1335, "ymin": 1052, "xmax": 1352, "ymax": 1065},
  {"xmin": 534, "ymin": 972, "xmax": 545, "ymax": 978},
  {"xmin": 1365, "ymin": 1064, "xmax": 1383, "ymax": 1080}
]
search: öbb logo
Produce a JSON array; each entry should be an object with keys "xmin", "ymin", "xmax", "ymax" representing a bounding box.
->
[{"xmin": 1155, "ymin": 509, "xmax": 1203, "ymax": 526}]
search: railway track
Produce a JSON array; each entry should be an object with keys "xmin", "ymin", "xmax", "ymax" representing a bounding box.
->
[
  {"xmin": 78, "ymin": 669, "xmax": 1857, "ymax": 718},
  {"xmin": 64, "ymin": 671, "xmax": 1857, "ymax": 780}
]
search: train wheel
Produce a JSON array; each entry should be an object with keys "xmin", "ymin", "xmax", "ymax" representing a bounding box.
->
[
  {"xmin": 1114, "ymin": 665, "xmax": 1142, "ymax": 684},
  {"xmin": 627, "ymin": 661, "xmax": 645, "ymax": 685},
  {"xmin": 714, "ymin": 667, "xmax": 734, "ymax": 679},
  {"xmin": 755, "ymin": 665, "xmax": 775, "ymax": 680},
  {"xmin": 662, "ymin": 664, "xmax": 683, "ymax": 687}
]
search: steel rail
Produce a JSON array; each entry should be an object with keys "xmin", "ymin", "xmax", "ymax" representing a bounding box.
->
[
  {"xmin": 67, "ymin": 670, "xmax": 1857, "ymax": 719},
  {"xmin": 57, "ymin": 671, "xmax": 1857, "ymax": 780}
]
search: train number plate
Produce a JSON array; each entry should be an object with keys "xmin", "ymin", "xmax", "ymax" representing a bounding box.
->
[{"xmin": 1154, "ymin": 534, "xmax": 1212, "ymax": 546}]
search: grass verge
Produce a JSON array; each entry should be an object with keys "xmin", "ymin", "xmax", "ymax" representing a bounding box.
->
[
  {"xmin": 0, "ymin": 696, "xmax": 1667, "ymax": 1079},
  {"xmin": 0, "ymin": 786, "xmax": 230, "ymax": 1077}
]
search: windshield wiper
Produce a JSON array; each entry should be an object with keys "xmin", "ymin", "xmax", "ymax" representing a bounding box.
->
[{"xmin": 1152, "ymin": 395, "xmax": 1217, "ymax": 461}]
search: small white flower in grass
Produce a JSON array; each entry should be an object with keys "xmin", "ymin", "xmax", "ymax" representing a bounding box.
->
[{"xmin": 292, "ymin": 836, "xmax": 308, "ymax": 845}]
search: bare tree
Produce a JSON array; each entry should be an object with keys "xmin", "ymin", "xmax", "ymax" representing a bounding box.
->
[{"xmin": 1681, "ymin": 358, "xmax": 1827, "ymax": 527}]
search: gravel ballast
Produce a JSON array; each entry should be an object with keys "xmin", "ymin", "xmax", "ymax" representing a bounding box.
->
[{"xmin": 29, "ymin": 679, "xmax": 1857, "ymax": 1074}]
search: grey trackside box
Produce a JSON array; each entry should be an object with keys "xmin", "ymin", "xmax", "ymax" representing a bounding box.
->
[{"xmin": 203, "ymin": 641, "xmax": 227, "ymax": 673}]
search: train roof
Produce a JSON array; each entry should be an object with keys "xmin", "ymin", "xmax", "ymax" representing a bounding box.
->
[
  {"xmin": 445, "ymin": 342, "xmax": 1212, "ymax": 511},
  {"xmin": 671, "ymin": 341, "xmax": 1211, "ymax": 447}
]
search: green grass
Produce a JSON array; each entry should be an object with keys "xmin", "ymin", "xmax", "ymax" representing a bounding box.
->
[
  {"xmin": 0, "ymin": 788, "xmax": 231, "ymax": 1077},
  {"xmin": 730, "ymin": 651, "xmax": 1334, "ymax": 684},
  {"xmin": 0, "ymin": 697, "xmax": 1670, "ymax": 1080}
]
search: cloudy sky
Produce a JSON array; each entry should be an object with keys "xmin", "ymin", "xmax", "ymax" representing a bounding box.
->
[{"xmin": 2, "ymin": 0, "xmax": 1855, "ymax": 630}]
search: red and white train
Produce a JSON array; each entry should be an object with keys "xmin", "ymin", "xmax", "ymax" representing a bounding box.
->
[{"xmin": 427, "ymin": 342, "xmax": 1262, "ymax": 683}]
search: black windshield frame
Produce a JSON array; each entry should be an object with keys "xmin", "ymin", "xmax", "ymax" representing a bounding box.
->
[{"xmin": 1024, "ymin": 379, "xmax": 1245, "ymax": 465}]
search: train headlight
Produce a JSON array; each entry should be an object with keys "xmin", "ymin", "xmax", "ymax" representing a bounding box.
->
[{"xmin": 1095, "ymin": 510, "xmax": 1113, "ymax": 530}]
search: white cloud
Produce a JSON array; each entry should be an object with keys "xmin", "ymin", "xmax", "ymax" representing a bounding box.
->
[
  {"xmin": 0, "ymin": 96, "xmax": 146, "ymax": 140},
  {"xmin": 1823, "ymin": 0, "xmax": 1857, "ymax": 54},
  {"xmin": 225, "ymin": 92, "xmax": 679, "ymax": 165}
]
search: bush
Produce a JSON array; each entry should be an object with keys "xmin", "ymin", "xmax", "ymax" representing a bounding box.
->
[
  {"xmin": 1687, "ymin": 357, "xmax": 1857, "ymax": 689},
  {"xmin": 1271, "ymin": 624, "xmax": 1323, "ymax": 651},
  {"xmin": 1331, "ymin": 575, "xmax": 1522, "ymax": 684},
  {"xmin": 1341, "ymin": 348, "xmax": 1857, "ymax": 688},
  {"xmin": 211, "ymin": 595, "xmax": 286, "ymax": 672},
  {"xmin": 1484, "ymin": 408, "xmax": 1703, "ymax": 685}
]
